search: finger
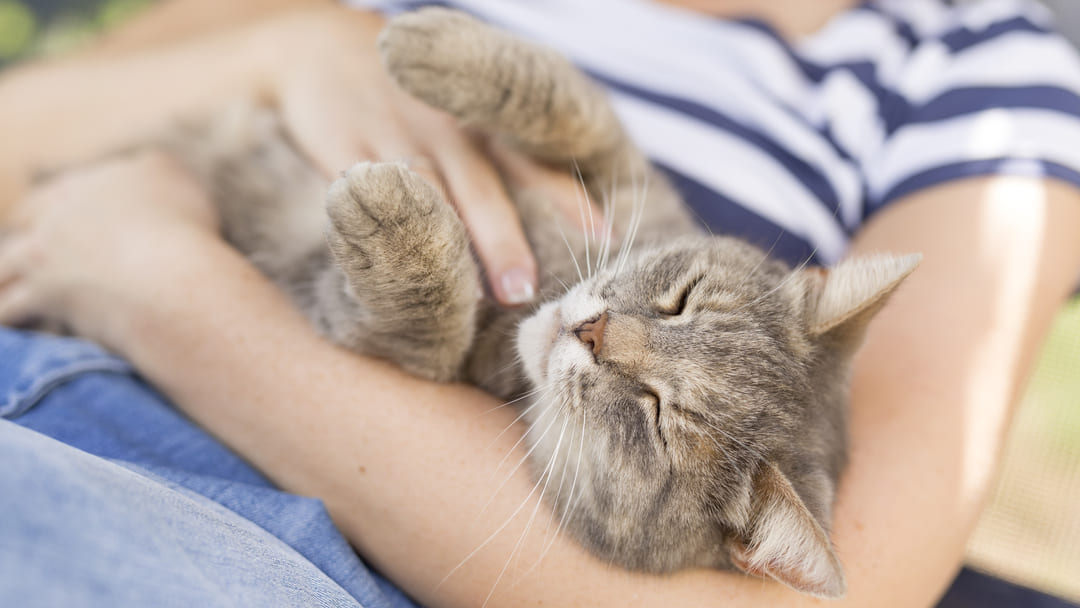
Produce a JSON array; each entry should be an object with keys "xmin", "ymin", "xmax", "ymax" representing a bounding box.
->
[
  {"xmin": 281, "ymin": 95, "xmax": 369, "ymax": 177},
  {"xmin": 488, "ymin": 139, "xmax": 605, "ymax": 238},
  {"xmin": 0, "ymin": 282, "xmax": 37, "ymax": 328},
  {"xmin": 0, "ymin": 235, "xmax": 25, "ymax": 292},
  {"xmin": 367, "ymin": 130, "xmax": 446, "ymax": 196},
  {"xmin": 428, "ymin": 132, "xmax": 538, "ymax": 306}
]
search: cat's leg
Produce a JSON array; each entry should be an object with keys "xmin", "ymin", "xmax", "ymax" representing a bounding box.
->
[
  {"xmin": 378, "ymin": 8, "xmax": 630, "ymax": 172},
  {"xmin": 378, "ymin": 9, "xmax": 695, "ymax": 239},
  {"xmin": 317, "ymin": 161, "xmax": 479, "ymax": 382}
]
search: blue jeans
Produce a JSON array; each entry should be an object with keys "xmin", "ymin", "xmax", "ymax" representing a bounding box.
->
[
  {"xmin": 0, "ymin": 328, "xmax": 419, "ymax": 608},
  {"xmin": 6, "ymin": 328, "xmax": 1074, "ymax": 608}
]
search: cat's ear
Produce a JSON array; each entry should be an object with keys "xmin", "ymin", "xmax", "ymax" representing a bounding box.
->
[
  {"xmin": 805, "ymin": 253, "xmax": 921, "ymax": 342},
  {"xmin": 728, "ymin": 463, "xmax": 846, "ymax": 598}
]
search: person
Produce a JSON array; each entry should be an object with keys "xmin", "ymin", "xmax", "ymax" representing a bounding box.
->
[{"xmin": 2, "ymin": 0, "xmax": 1080, "ymax": 606}]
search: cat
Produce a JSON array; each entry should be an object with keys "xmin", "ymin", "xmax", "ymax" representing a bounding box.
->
[{"xmin": 159, "ymin": 7, "xmax": 918, "ymax": 599}]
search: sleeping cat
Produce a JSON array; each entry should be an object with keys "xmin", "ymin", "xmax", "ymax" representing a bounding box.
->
[{"xmin": 160, "ymin": 7, "xmax": 918, "ymax": 599}]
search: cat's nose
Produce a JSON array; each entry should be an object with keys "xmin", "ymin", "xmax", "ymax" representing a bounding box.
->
[{"xmin": 573, "ymin": 311, "xmax": 608, "ymax": 356}]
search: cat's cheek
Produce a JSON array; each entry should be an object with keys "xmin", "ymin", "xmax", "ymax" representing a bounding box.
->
[{"xmin": 516, "ymin": 302, "xmax": 562, "ymax": 384}]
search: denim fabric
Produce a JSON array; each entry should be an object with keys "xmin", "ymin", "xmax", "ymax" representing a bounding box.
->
[{"xmin": 0, "ymin": 328, "xmax": 421, "ymax": 608}]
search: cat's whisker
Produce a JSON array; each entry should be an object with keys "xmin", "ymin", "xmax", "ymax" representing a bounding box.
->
[
  {"xmin": 615, "ymin": 170, "xmax": 647, "ymax": 274},
  {"xmin": 629, "ymin": 171, "xmax": 649, "ymax": 251},
  {"xmin": 480, "ymin": 344, "xmax": 528, "ymax": 377},
  {"xmin": 747, "ymin": 233, "xmax": 784, "ymax": 281},
  {"xmin": 487, "ymin": 390, "xmax": 557, "ymax": 465},
  {"xmin": 471, "ymin": 401, "xmax": 564, "ymax": 572},
  {"xmin": 484, "ymin": 385, "xmax": 548, "ymax": 446},
  {"xmin": 477, "ymin": 383, "xmax": 553, "ymax": 418},
  {"xmin": 574, "ymin": 161, "xmax": 602, "ymax": 279},
  {"xmin": 481, "ymin": 397, "xmax": 564, "ymax": 517},
  {"xmin": 531, "ymin": 403, "xmax": 587, "ymax": 573},
  {"xmin": 622, "ymin": 169, "xmax": 648, "ymax": 271},
  {"xmin": 729, "ymin": 246, "xmax": 820, "ymax": 317},
  {"xmin": 613, "ymin": 174, "xmax": 636, "ymax": 273},
  {"xmin": 547, "ymin": 271, "xmax": 570, "ymax": 293},
  {"xmin": 480, "ymin": 414, "xmax": 569, "ymax": 606},
  {"xmin": 435, "ymin": 440, "xmax": 556, "ymax": 593},
  {"xmin": 570, "ymin": 159, "xmax": 594, "ymax": 280},
  {"xmin": 536, "ymin": 408, "xmax": 578, "ymax": 551},
  {"xmin": 479, "ymin": 356, "xmax": 524, "ymax": 387},
  {"xmin": 596, "ymin": 164, "xmax": 617, "ymax": 272},
  {"xmin": 498, "ymin": 414, "xmax": 569, "ymax": 591},
  {"xmin": 727, "ymin": 232, "xmax": 786, "ymax": 304},
  {"xmin": 554, "ymin": 220, "xmax": 585, "ymax": 284}
]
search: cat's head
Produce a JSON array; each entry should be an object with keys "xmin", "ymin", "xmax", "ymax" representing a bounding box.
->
[{"xmin": 515, "ymin": 235, "xmax": 918, "ymax": 598}]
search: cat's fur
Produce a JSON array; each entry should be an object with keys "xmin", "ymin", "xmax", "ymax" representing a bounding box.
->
[{"xmin": 160, "ymin": 8, "xmax": 918, "ymax": 598}]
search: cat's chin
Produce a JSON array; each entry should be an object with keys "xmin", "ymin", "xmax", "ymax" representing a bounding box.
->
[{"xmin": 515, "ymin": 301, "xmax": 562, "ymax": 385}]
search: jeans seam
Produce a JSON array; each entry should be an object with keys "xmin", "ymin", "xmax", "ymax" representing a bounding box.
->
[{"xmin": 1, "ymin": 358, "xmax": 133, "ymax": 420}]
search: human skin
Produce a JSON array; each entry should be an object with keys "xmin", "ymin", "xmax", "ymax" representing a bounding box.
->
[
  {"xmin": 0, "ymin": 0, "xmax": 860, "ymax": 304},
  {"xmin": 3, "ymin": 150, "xmax": 1080, "ymax": 608},
  {"xmin": 4, "ymin": 0, "xmax": 1080, "ymax": 605},
  {"xmin": 0, "ymin": 1, "xmax": 588, "ymax": 305}
]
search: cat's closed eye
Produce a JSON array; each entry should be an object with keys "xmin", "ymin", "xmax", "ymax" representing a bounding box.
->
[{"xmin": 659, "ymin": 275, "xmax": 703, "ymax": 316}]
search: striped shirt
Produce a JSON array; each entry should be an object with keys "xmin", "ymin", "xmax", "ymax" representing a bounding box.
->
[{"xmin": 349, "ymin": 0, "xmax": 1080, "ymax": 266}]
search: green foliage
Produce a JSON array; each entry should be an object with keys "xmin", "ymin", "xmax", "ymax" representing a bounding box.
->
[
  {"xmin": 97, "ymin": 0, "xmax": 153, "ymax": 30},
  {"xmin": 0, "ymin": 0, "xmax": 153, "ymax": 65},
  {"xmin": 0, "ymin": 0, "xmax": 36, "ymax": 60},
  {"xmin": 1029, "ymin": 299, "xmax": 1080, "ymax": 457}
]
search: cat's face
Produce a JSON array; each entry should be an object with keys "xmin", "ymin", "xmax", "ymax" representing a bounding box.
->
[
  {"xmin": 516, "ymin": 235, "xmax": 918, "ymax": 597},
  {"xmin": 517, "ymin": 236, "xmax": 810, "ymax": 560}
]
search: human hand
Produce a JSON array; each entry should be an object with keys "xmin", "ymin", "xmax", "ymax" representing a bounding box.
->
[
  {"xmin": 248, "ymin": 7, "xmax": 592, "ymax": 305},
  {"xmin": 0, "ymin": 150, "xmax": 221, "ymax": 350}
]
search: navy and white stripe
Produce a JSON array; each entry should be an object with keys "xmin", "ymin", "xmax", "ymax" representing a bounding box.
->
[{"xmin": 349, "ymin": 0, "xmax": 1080, "ymax": 266}]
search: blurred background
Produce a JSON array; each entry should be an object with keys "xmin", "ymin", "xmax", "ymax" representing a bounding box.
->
[
  {"xmin": 0, "ymin": 0, "xmax": 1078, "ymax": 604},
  {"xmin": 0, "ymin": 0, "xmax": 150, "ymax": 65}
]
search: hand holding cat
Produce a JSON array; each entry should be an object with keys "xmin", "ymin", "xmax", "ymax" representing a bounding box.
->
[
  {"xmin": 0, "ymin": 150, "xmax": 222, "ymax": 350},
  {"xmin": 0, "ymin": 3, "xmax": 594, "ymax": 308},
  {"xmin": 250, "ymin": 7, "xmax": 593, "ymax": 306}
]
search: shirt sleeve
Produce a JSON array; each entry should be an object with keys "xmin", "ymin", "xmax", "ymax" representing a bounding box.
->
[{"xmin": 862, "ymin": 0, "xmax": 1080, "ymax": 216}]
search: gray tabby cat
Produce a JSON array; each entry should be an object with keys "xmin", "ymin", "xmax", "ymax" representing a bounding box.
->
[{"xmin": 162, "ymin": 8, "xmax": 918, "ymax": 599}]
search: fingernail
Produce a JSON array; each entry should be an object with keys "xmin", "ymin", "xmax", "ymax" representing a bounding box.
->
[{"xmin": 500, "ymin": 268, "xmax": 536, "ymax": 305}]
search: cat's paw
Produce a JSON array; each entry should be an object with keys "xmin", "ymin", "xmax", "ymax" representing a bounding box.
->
[
  {"xmin": 325, "ymin": 161, "xmax": 459, "ymax": 275},
  {"xmin": 322, "ymin": 160, "xmax": 478, "ymax": 382},
  {"xmin": 327, "ymin": 160, "xmax": 437, "ymax": 234},
  {"xmin": 325, "ymin": 161, "xmax": 441, "ymax": 268},
  {"xmin": 378, "ymin": 8, "xmax": 505, "ymax": 120}
]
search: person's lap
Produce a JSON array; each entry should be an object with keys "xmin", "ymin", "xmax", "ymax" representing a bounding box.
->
[
  {"xmin": 0, "ymin": 327, "xmax": 417, "ymax": 608},
  {"xmin": 6, "ymin": 326, "xmax": 1077, "ymax": 608}
]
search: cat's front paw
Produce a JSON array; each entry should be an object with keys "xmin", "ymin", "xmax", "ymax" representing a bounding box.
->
[
  {"xmin": 378, "ymin": 8, "xmax": 506, "ymax": 121},
  {"xmin": 322, "ymin": 160, "xmax": 479, "ymax": 382},
  {"xmin": 325, "ymin": 161, "xmax": 442, "ymax": 267}
]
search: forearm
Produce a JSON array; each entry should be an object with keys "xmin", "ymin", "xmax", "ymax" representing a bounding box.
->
[
  {"xmin": 0, "ymin": 30, "xmax": 264, "ymax": 214},
  {"xmin": 110, "ymin": 232, "xmax": 767, "ymax": 608},
  {"xmin": 0, "ymin": 2, "xmax": 384, "ymax": 218},
  {"xmin": 832, "ymin": 177, "xmax": 1080, "ymax": 604},
  {"xmin": 108, "ymin": 177, "xmax": 1080, "ymax": 608}
]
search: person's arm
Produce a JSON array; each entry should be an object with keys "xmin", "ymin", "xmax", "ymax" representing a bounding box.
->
[
  {"xmin": 6, "ymin": 150, "xmax": 1078, "ymax": 606},
  {"xmin": 0, "ymin": 3, "xmax": 368, "ymax": 216},
  {"xmin": 0, "ymin": 0, "xmax": 326, "ymax": 207},
  {"xmin": 0, "ymin": 3, "xmax": 560, "ymax": 304}
]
